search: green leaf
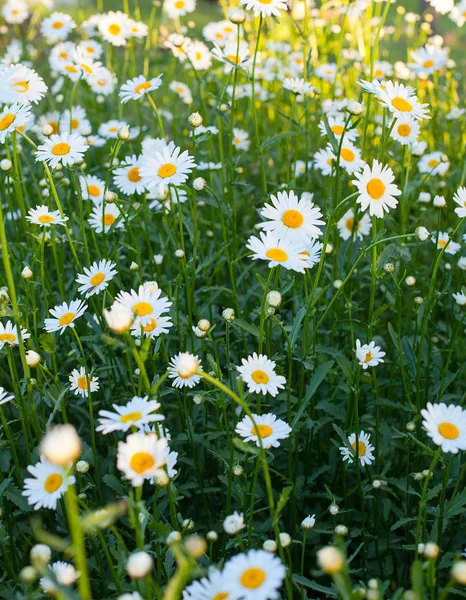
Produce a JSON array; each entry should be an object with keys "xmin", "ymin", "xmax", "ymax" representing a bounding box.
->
[
  {"xmin": 290, "ymin": 306, "xmax": 307, "ymax": 347},
  {"xmin": 292, "ymin": 574, "xmax": 337, "ymax": 596},
  {"xmin": 232, "ymin": 437, "xmax": 259, "ymax": 455},
  {"xmin": 274, "ymin": 486, "xmax": 293, "ymax": 522},
  {"xmin": 231, "ymin": 319, "xmax": 260, "ymax": 338},
  {"xmin": 292, "ymin": 361, "xmax": 334, "ymax": 428}
]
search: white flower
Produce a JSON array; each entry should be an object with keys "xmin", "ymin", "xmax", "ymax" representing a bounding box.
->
[
  {"xmin": 98, "ymin": 11, "xmax": 131, "ymax": 46},
  {"xmin": 41, "ymin": 561, "xmax": 79, "ymax": 593},
  {"xmin": 97, "ymin": 396, "xmax": 165, "ymax": 434},
  {"xmin": 408, "ymin": 44, "xmax": 448, "ymax": 76},
  {"xmin": 2, "ymin": 1, "xmax": 29, "ymax": 24},
  {"xmin": 119, "ymin": 74, "xmax": 163, "ymax": 103},
  {"xmin": 432, "ymin": 231, "xmax": 460, "ymax": 255},
  {"xmin": 164, "ymin": 0, "xmax": 196, "ymax": 19},
  {"xmin": 390, "ymin": 115, "xmax": 420, "ymax": 146},
  {"xmin": 418, "ymin": 151, "xmax": 449, "ymax": 176},
  {"xmin": 352, "ymin": 159, "xmax": 401, "ymax": 218},
  {"xmin": 222, "ymin": 549, "xmax": 286, "ymax": 599},
  {"xmin": 88, "ymin": 202, "xmax": 125, "ymax": 234},
  {"xmin": 182, "ymin": 569, "xmax": 231, "ymax": 600},
  {"xmin": 355, "ymin": 339, "xmax": 385, "ymax": 369},
  {"xmin": 139, "ymin": 145, "xmax": 196, "ymax": 194},
  {"xmin": 421, "ymin": 402, "xmax": 466, "ymax": 453},
  {"xmin": 258, "ymin": 190, "xmax": 324, "ymax": 245},
  {"xmin": 237, "ymin": 353, "xmax": 286, "ymax": 396},
  {"xmin": 236, "ymin": 413, "xmax": 292, "ymax": 449},
  {"xmin": 76, "ymin": 259, "xmax": 117, "ymax": 297},
  {"xmin": 247, "ymin": 231, "xmax": 308, "ymax": 273},
  {"xmin": 117, "ymin": 432, "xmax": 168, "ymax": 487},
  {"xmin": 340, "ymin": 430, "xmax": 375, "ymax": 466},
  {"xmin": 0, "ymin": 103, "xmax": 31, "ymax": 143},
  {"xmin": 35, "ymin": 132, "xmax": 88, "ymax": 168},
  {"xmin": 453, "ymin": 291, "xmax": 466, "ymax": 306},
  {"xmin": 44, "ymin": 299, "xmax": 88, "ymax": 334},
  {"xmin": 283, "ymin": 77, "xmax": 314, "ymax": 96},
  {"xmin": 168, "ymin": 352, "xmax": 202, "ymax": 388},
  {"xmin": 453, "ymin": 187, "xmax": 466, "ymax": 218},
  {"xmin": 316, "ymin": 546, "xmax": 344, "ymax": 574},
  {"xmin": 337, "ymin": 209, "xmax": 371, "ymax": 241},
  {"xmin": 377, "ymin": 81, "xmax": 430, "ymax": 120},
  {"xmin": 22, "ymin": 456, "xmax": 75, "ymax": 510},
  {"xmin": 0, "ymin": 64, "xmax": 47, "ymax": 105},
  {"xmin": 0, "ymin": 387, "xmax": 14, "ymax": 406},
  {"xmin": 223, "ymin": 511, "xmax": 245, "ymax": 534},
  {"xmin": 115, "ymin": 285, "xmax": 172, "ymax": 328},
  {"xmin": 79, "ymin": 174, "xmax": 106, "ymax": 203},
  {"xmin": 41, "ymin": 424, "xmax": 82, "ymax": 465},
  {"xmin": 301, "ymin": 515, "xmax": 316, "ymax": 530},
  {"xmin": 0, "ymin": 320, "xmax": 30, "ymax": 348},
  {"xmin": 337, "ymin": 142, "xmax": 366, "ymax": 175},
  {"xmin": 239, "ymin": 0, "xmax": 287, "ymax": 17},
  {"xmin": 126, "ymin": 551, "xmax": 154, "ymax": 579},
  {"xmin": 69, "ymin": 366, "xmax": 100, "ymax": 398},
  {"xmin": 41, "ymin": 12, "xmax": 76, "ymax": 43},
  {"xmin": 26, "ymin": 205, "xmax": 68, "ymax": 227},
  {"xmin": 113, "ymin": 155, "xmax": 146, "ymax": 195},
  {"xmin": 318, "ymin": 114, "xmax": 359, "ymax": 142}
]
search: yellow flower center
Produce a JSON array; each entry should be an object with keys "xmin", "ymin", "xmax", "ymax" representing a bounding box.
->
[
  {"xmin": 12, "ymin": 80, "xmax": 29, "ymax": 93},
  {"xmin": 345, "ymin": 217, "xmax": 356, "ymax": 231},
  {"xmin": 59, "ymin": 312, "xmax": 75, "ymax": 326},
  {"xmin": 71, "ymin": 118, "xmax": 79, "ymax": 129},
  {"xmin": 44, "ymin": 473, "xmax": 63, "ymax": 493},
  {"xmin": 240, "ymin": 567, "xmax": 266, "ymax": 589},
  {"xmin": 104, "ymin": 213, "xmax": 116, "ymax": 226},
  {"xmin": 143, "ymin": 318, "xmax": 158, "ymax": 332},
  {"xmin": 0, "ymin": 333, "xmax": 16, "ymax": 342},
  {"xmin": 340, "ymin": 148, "xmax": 355, "ymax": 162},
  {"xmin": 366, "ymin": 178, "xmax": 386, "ymax": 200},
  {"xmin": 88, "ymin": 185, "xmax": 101, "ymax": 197},
  {"xmin": 331, "ymin": 125, "xmax": 344, "ymax": 135},
  {"xmin": 364, "ymin": 351, "xmax": 373, "ymax": 363},
  {"xmin": 130, "ymin": 451, "xmax": 155, "ymax": 474},
  {"xmin": 65, "ymin": 65, "xmax": 78, "ymax": 73},
  {"xmin": 52, "ymin": 142, "xmax": 71, "ymax": 156},
  {"xmin": 374, "ymin": 69, "xmax": 383, "ymax": 77},
  {"xmin": 60, "ymin": 51, "xmax": 68, "ymax": 58},
  {"xmin": 38, "ymin": 214, "xmax": 55, "ymax": 224},
  {"xmin": 87, "ymin": 47, "xmax": 95, "ymax": 53},
  {"xmin": 134, "ymin": 81, "xmax": 152, "ymax": 94},
  {"xmin": 80, "ymin": 64, "xmax": 93, "ymax": 74},
  {"xmin": 226, "ymin": 54, "xmax": 240, "ymax": 64},
  {"xmin": 120, "ymin": 411, "xmax": 143, "ymax": 423},
  {"xmin": 282, "ymin": 209, "xmax": 304, "ymax": 228},
  {"xmin": 109, "ymin": 23, "xmax": 121, "ymax": 35},
  {"xmin": 351, "ymin": 441, "xmax": 366, "ymax": 456},
  {"xmin": 0, "ymin": 113, "xmax": 15, "ymax": 131},
  {"xmin": 391, "ymin": 97, "xmax": 413, "ymax": 112},
  {"xmin": 195, "ymin": 52, "xmax": 202, "ymax": 61},
  {"xmin": 128, "ymin": 167, "xmax": 142, "ymax": 182},
  {"xmin": 52, "ymin": 21, "xmax": 64, "ymax": 28},
  {"xmin": 438, "ymin": 239, "xmax": 447, "ymax": 248},
  {"xmin": 213, "ymin": 594, "xmax": 229, "ymax": 600},
  {"xmin": 251, "ymin": 369, "xmax": 269, "ymax": 384},
  {"xmin": 90, "ymin": 272, "xmax": 105, "ymax": 286},
  {"xmin": 423, "ymin": 60, "xmax": 434, "ymax": 68},
  {"xmin": 438, "ymin": 422, "xmax": 459, "ymax": 440},
  {"xmin": 251, "ymin": 424, "xmax": 273, "ymax": 438},
  {"xmin": 132, "ymin": 302, "xmax": 153, "ymax": 317},
  {"xmin": 428, "ymin": 159, "xmax": 440, "ymax": 168},
  {"xmin": 266, "ymin": 248, "xmax": 288, "ymax": 262},
  {"xmin": 397, "ymin": 124, "xmax": 411, "ymax": 137},
  {"xmin": 158, "ymin": 163, "xmax": 177, "ymax": 178},
  {"xmin": 77, "ymin": 376, "xmax": 88, "ymax": 390},
  {"xmin": 49, "ymin": 121, "xmax": 59, "ymax": 134}
]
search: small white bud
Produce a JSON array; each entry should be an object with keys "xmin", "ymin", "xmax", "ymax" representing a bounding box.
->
[
  {"xmin": 405, "ymin": 276, "xmax": 416, "ymax": 287},
  {"xmin": 76, "ymin": 460, "xmax": 90, "ymax": 474},
  {"xmin": 41, "ymin": 424, "xmax": 81, "ymax": 465},
  {"xmin": 118, "ymin": 126, "xmax": 130, "ymax": 141},
  {"xmin": 424, "ymin": 542, "xmax": 439, "ymax": 559},
  {"xmin": 433, "ymin": 195, "xmax": 446, "ymax": 208},
  {"xmin": 188, "ymin": 112, "xmax": 203, "ymax": 127},
  {"xmin": 193, "ymin": 177, "xmax": 206, "ymax": 191},
  {"xmin": 232, "ymin": 464, "xmax": 243, "ymax": 476},
  {"xmin": 228, "ymin": 7, "xmax": 246, "ymax": 23},
  {"xmin": 30, "ymin": 544, "xmax": 51, "ymax": 565},
  {"xmin": 301, "ymin": 515, "xmax": 316, "ymax": 530},
  {"xmin": 347, "ymin": 99, "xmax": 363, "ymax": 115},
  {"xmin": 384, "ymin": 262, "xmax": 395, "ymax": 273},
  {"xmin": 20, "ymin": 566, "xmax": 37, "ymax": 583},
  {"xmin": 104, "ymin": 191, "xmax": 117, "ymax": 203},
  {"xmin": 166, "ymin": 531, "xmax": 182, "ymax": 545},
  {"xmin": 42, "ymin": 124, "xmax": 54, "ymax": 137},
  {"xmin": 1, "ymin": 159, "xmax": 12, "ymax": 171},
  {"xmin": 416, "ymin": 226, "xmax": 430, "ymax": 241},
  {"xmin": 130, "ymin": 261, "xmax": 139, "ymax": 271},
  {"xmin": 279, "ymin": 532, "xmax": 292, "ymax": 548},
  {"xmin": 452, "ymin": 561, "xmax": 466, "ymax": 585},
  {"xmin": 182, "ymin": 518, "xmax": 194, "ymax": 531},
  {"xmin": 175, "ymin": 249, "xmax": 185, "ymax": 259},
  {"xmin": 206, "ymin": 530, "xmax": 218, "ymax": 542},
  {"xmin": 267, "ymin": 290, "xmax": 282, "ymax": 307},
  {"xmin": 197, "ymin": 319, "xmax": 210, "ymax": 332},
  {"xmin": 317, "ymin": 545, "xmax": 345, "ymax": 574},
  {"xmin": 22, "ymin": 265, "xmax": 33, "ymax": 279},
  {"xmin": 329, "ymin": 503, "xmax": 339, "ymax": 515},
  {"xmin": 222, "ymin": 308, "xmax": 235, "ymax": 322},
  {"xmin": 263, "ymin": 539, "xmax": 277, "ymax": 552},
  {"xmin": 26, "ymin": 350, "xmax": 41, "ymax": 367},
  {"xmin": 335, "ymin": 524, "xmax": 348, "ymax": 536},
  {"xmin": 126, "ymin": 551, "xmax": 153, "ymax": 579}
]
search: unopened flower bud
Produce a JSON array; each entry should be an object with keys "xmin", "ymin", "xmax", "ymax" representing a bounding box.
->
[
  {"xmin": 42, "ymin": 124, "xmax": 54, "ymax": 136},
  {"xmin": 175, "ymin": 249, "xmax": 185, "ymax": 259},
  {"xmin": 193, "ymin": 177, "xmax": 206, "ymax": 191},
  {"xmin": 405, "ymin": 276, "xmax": 416, "ymax": 287},
  {"xmin": 416, "ymin": 226, "xmax": 429, "ymax": 241},
  {"xmin": 263, "ymin": 539, "xmax": 277, "ymax": 552},
  {"xmin": 267, "ymin": 290, "xmax": 282, "ymax": 307},
  {"xmin": 1, "ymin": 159, "xmax": 12, "ymax": 171},
  {"xmin": 76, "ymin": 460, "xmax": 90, "ymax": 474},
  {"xmin": 118, "ymin": 126, "xmax": 130, "ymax": 141},
  {"xmin": 452, "ymin": 561, "xmax": 466, "ymax": 585},
  {"xmin": 317, "ymin": 545, "xmax": 344, "ymax": 574},
  {"xmin": 347, "ymin": 100, "xmax": 363, "ymax": 115},
  {"xmin": 188, "ymin": 112, "xmax": 203, "ymax": 127},
  {"xmin": 104, "ymin": 191, "xmax": 117, "ymax": 203},
  {"xmin": 228, "ymin": 7, "xmax": 246, "ymax": 23},
  {"xmin": 335, "ymin": 524, "xmax": 348, "ymax": 536},
  {"xmin": 26, "ymin": 350, "xmax": 41, "ymax": 367},
  {"xmin": 185, "ymin": 535, "xmax": 207, "ymax": 557},
  {"xmin": 126, "ymin": 551, "xmax": 153, "ymax": 578},
  {"xmin": 222, "ymin": 308, "xmax": 235, "ymax": 322},
  {"xmin": 207, "ymin": 530, "xmax": 218, "ymax": 542}
]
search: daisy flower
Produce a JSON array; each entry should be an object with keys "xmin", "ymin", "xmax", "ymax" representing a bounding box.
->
[
  {"xmin": 130, "ymin": 314, "xmax": 173, "ymax": 339},
  {"xmin": 211, "ymin": 41, "xmax": 251, "ymax": 73},
  {"xmin": 117, "ymin": 432, "xmax": 168, "ymax": 487},
  {"xmin": 352, "ymin": 159, "xmax": 401, "ymax": 218},
  {"xmin": 390, "ymin": 115, "xmax": 420, "ymax": 146},
  {"xmin": 301, "ymin": 239, "xmax": 323, "ymax": 269},
  {"xmin": 202, "ymin": 20, "xmax": 237, "ymax": 45},
  {"xmin": 232, "ymin": 128, "xmax": 250, "ymax": 151},
  {"xmin": 76, "ymin": 259, "xmax": 117, "ymax": 297},
  {"xmin": 408, "ymin": 44, "xmax": 448, "ymax": 76},
  {"xmin": 355, "ymin": 339, "xmax": 385, "ymax": 369},
  {"xmin": 88, "ymin": 202, "xmax": 125, "ymax": 234},
  {"xmin": 259, "ymin": 190, "xmax": 324, "ymax": 245},
  {"xmin": 377, "ymin": 81, "xmax": 430, "ymax": 120},
  {"xmin": 314, "ymin": 148, "xmax": 336, "ymax": 175},
  {"xmin": 169, "ymin": 81, "xmax": 193, "ymax": 104},
  {"xmin": 41, "ymin": 12, "xmax": 76, "ymax": 43},
  {"xmin": 315, "ymin": 63, "xmax": 337, "ymax": 83},
  {"xmin": 44, "ymin": 299, "xmax": 88, "ymax": 334},
  {"xmin": 236, "ymin": 413, "xmax": 292, "ymax": 449},
  {"xmin": 418, "ymin": 151, "xmax": 449, "ymax": 176},
  {"xmin": 283, "ymin": 77, "xmax": 314, "ymax": 96},
  {"xmin": 222, "ymin": 549, "xmax": 286, "ymax": 600},
  {"xmin": 450, "ymin": 0, "xmax": 466, "ymax": 26},
  {"xmin": 97, "ymin": 396, "xmax": 165, "ymax": 434},
  {"xmin": 421, "ymin": 402, "xmax": 466, "ymax": 453},
  {"xmin": 0, "ymin": 387, "xmax": 14, "ymax": 406},
  {"xmin": 59, "ymin": 106, "xmax": 92, "ymax": 135},
  {"xmin": 337, "ymin": 142, "xmax": 366, "ymax": 174},
  {"xmin": 88, "ymin": 69, "xmax": 117, "ymax": 96},
  {"xmin": 41, "ymin": 562, "xmax": 79, "ymax": 593},
  {"xmin": 113, "ymin": 155, "xmax": 146, "ymax": 195},
  {"xmin": 237, "ymin": 353, "xmax": 286, "ymax": 397},
  {"xmin": 427, "ymin": 0, "xmax": 454, "ymax": 14},
  {"xmin": 239, "ymin": 0, "xmax": 287, "ymax": 17},
  {"xmin": 372, "ymin": 60, "xmax": 393, "ymax": 79},
  {"xmin": 79, "ymin": 174, "xmax": 106, "ymax": 203},
  {"xmin": 186, "ymin": 41, "xmax": 212, "ymax": 70},
  {"xmin": 77, "ymin": 39, "xmax": 104, "ymax": 60},
  {"xmin": 2, "ymin": 1, "xmax": 29, "ymax": 24},
  {"xmin": 432, "ymin": 231, "xmax": 460, "ymax": 255},
  {"xmin": 318, "ymin": 114, "xmax": 359, "ymax": 142},
  {"xmin": 98, "ymin": 120, "xmax": 128, "ymax": 139},
  {"xmin": 69, "ymin": 366, "xmax": 100, "ymax": 398},
  {"xmin": 34, "ymin": 110, "xmax": 60, "ymax": 137},
  {"xmin": 22, "ymin": 456, "xmax": 75, "ymax": 510},
  {"xmin": 119, "ymin": 74, "xmax": 163, "ymax": 103},
  {"xmin": 115, "ymin": 285, "xmax": 172, "ymax": 327},
  {"xmin": 0, "ymin": 64, "xmax": 47, "ymax": 105},
  {"xmin": 128, "ymin": 19, "xmax": 149, "ymax": 38},
  {"xmin": 26, "ymin": 205, "xmax": 68, "ymax": 227},
  {"xmin": 98, "ymin": 11, "xmax": 131, "ymax": 46},
  {"xmin": 0, "ymin": 320, "xmax": 30, "ymax": 349},
  {"xmin": 35, "ymin": 133, "xmax": 89, "ymax": 168},
  {"xmin": 163, "ymin": 0, "xmax": 196, "ymax": 18},
  {"xmin": 246, "ymin": 231, "xmax": 308, "ymax": 273},
  {"xmin": 0, "ymin": 103, "xmax": 31, "ymax": 143},
  {"xmin": 168, "ymin": 352, "xmax": 202, "ymax": 388},
  {"xmin": 340, "ymin": 431, "xmax": 375, "ymax": 466},
  {"xmin": 139, "ymin": 145, "xmax": 196, "ymax": 193},
  {"xmin": 337, "ymin": 209, "xmax": 372, "ymax": 241},
  {"xmin": 452, "ymin": 291, "xmax": 466, "ymax": 306},
  {"xmin": 453, "ymin": 187, "xmax": 466, "ymax": 218},
  {"xmin": 182, "ymin": 569, "xmax": 232, "ymax": 600}
]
